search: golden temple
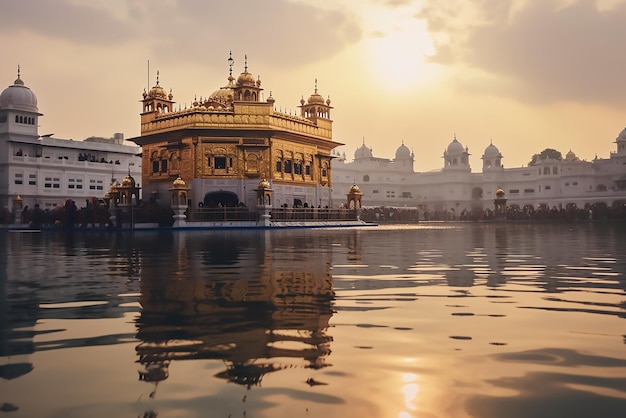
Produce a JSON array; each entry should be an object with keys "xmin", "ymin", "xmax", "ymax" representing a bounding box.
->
[{"xmin": 132, "ymin": 52, "xmax": 342, "ymax": 210}]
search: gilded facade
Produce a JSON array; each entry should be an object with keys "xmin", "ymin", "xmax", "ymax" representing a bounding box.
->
[{"xmin": 132, "ymin": 55, "xmax": 341, "ymax": 209}]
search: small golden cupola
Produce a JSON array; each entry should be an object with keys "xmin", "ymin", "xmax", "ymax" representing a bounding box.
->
[
  {"xmin": 494, "ymin": 187, "xmax": 507, "ymax": 218},
  {"xmin": 169, "ymin": 176, "xmax": 190, "ymax": 207},
  {"xmin": 233, "ymin": 54, "xmax": 262, "ymax": 102},
  {"xmin": 300, "ymin": 79, "xmax": 332, "ymax": 121},
  {"xmin": 256, "ymin": 179, "xmax": 273, "ymax": 206},
  {"xmin": 117, "ymin": 173, "xmax": 140, "ymax": 206},
  {"xmin": 347, "ymin": 183, "xmax": 363, "ymax": 209},
  {"xmin": 141, "ymin": 70, "xmax": 175, "ymax": 116}
]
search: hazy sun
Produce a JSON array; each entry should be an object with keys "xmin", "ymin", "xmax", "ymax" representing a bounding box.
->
[{"xmin": 361, "ymin": 9, "xmax": 438, "ymax": 92}]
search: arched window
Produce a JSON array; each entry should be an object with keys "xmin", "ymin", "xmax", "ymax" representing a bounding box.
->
[
  {"xmin": 170, "ymin": 152, "xmax": 179, "ymax": 173},
  {"xmin": 553, "ymin": 166, "xmax": 558, "ymax": 175},
  {"xmin": 246, "ymin": 154, "xmax": 259, "ymax": 173},
  {"xmin": 363, "ymin": 175, "xmax": 370, "ymax": 182},
  {"xmin": 543, "ymin": 167, "xmax": 550, "ymax": 175}
]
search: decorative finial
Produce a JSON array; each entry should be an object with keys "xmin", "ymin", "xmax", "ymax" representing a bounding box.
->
[
  {"xmin": 314, "ymin": 78, "xmax": 318, "ymax": 94},
  {"xmin": 244, "ymin": 54, "xmax": 248, "ymax": 73},
  {"xmin": 156, "ymin": 70, "xmax": 160, "ymax": 86},
  {"xmin": 14, "ymin": 64, "xmax": 24, "ymax": 86},
  {"xmin": 228, "ymin": 50, "xmax": 234, "ymax": 77}
]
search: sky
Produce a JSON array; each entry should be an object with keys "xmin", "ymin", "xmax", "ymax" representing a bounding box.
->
[{"xmin": 2, "ymin": 0, "xmax": 626, "ymax": 172}]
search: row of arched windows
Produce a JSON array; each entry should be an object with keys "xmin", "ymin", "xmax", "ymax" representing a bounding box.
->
[
  {"xmin": 274, "ymin": 153, "xmax": 314, "ymax": 178},
  {"xmin": 302, "ymin": 106, "xmax": 329, "ymax": 119},
  {"xmin": 539, "ymin": 166, "xmax": 559, "ymax": 175},
  {"xmin": 445, "ymin": 156, "xmax": 469, "ymax": 166},
  {"xmin": 15, "ymin": 115, "xmax": 36, "ymax": 125},
  {"xmin": 143, "ymin": 103, "xmax": 170, "ymax": 113},
  {"xmin": 235, "ymin": 90, "xmax": 257, "ymax": 101},
  {"xmin": 150, "ymin": 150, "xmax": 179, "ymax": 175}
]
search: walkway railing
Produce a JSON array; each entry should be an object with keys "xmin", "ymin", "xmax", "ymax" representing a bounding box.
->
[
  {"xmin": 188, "ymin": 207, "xmax": 258, "ymax": 222},
  {"xmin": 185, "ymin": 207, "xmax": 358, "ymax": 222},
  {"xmin": 270, "ymin": 207, "xmax": 358, "ymax": 221}
]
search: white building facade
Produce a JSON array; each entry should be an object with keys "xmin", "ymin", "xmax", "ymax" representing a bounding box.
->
[
  {"xmin": 332, "ymin": 132, "xmax": 626, "ymax": 218},
  {"xmin": 0, "ymin": 68, "xmax": 142, "ymax": 214}
]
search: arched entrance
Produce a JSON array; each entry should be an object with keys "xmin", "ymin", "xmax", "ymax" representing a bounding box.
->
[{"xmin": 203, "ymin": 191, "xmax": 239, "ymax": 208}]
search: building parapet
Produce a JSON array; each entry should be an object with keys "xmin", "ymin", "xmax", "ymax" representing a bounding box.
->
[{"xmin": 141, "ymin": 106, "xmax": 332, "ymax": 140}]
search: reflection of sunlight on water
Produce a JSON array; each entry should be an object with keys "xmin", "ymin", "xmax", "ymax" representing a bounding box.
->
[{"xmin": 398, "ymin": 368, "xmax": 420, "ymax": 417}]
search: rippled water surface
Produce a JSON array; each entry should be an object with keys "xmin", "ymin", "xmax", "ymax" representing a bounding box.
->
[{"xmin": 1, "ymin": 223, "xmax": 625, "ymax": 417}]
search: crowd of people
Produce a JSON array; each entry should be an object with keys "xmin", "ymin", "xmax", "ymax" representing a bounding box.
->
[
  {"xmin": 358, "ymin": 203, "xmax": 626, "ymax": 223},
  {"xmin": 2, "ymin": 201, "xmax": 624, "ymax": 228},
  {"xmin": 0, "ymin": 196, "xmax": 173, "ymax": 229}
]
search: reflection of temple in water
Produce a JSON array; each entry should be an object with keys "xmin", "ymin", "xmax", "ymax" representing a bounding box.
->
[
  {"xmin": 134, "ymin": 231, "xmax": 335, "ymax": 391},
  {"xmin": 0, "ymin": 236, "xmax": 36, "ymax": 384}
]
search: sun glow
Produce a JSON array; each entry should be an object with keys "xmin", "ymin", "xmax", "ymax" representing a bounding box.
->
[{"xmin": 362, "ymin": 13, "xmax": 437, "ymax": 91}]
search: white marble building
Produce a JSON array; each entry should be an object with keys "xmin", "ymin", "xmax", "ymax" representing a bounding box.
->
[
  {"xmin": 0, "ymin": 68, "xmax": 142, "ymax": 213},
  {"xmin": 331, "ymin": 131, "xmax": 626, "ymax": 216}
]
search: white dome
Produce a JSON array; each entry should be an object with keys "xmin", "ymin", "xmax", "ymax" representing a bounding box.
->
[
  {"xmin": 446, "ymin": 138, "xmax": 465, "ymax": 155},
  {"xmin": 354, "ymin": 143, "xmax": 373, "ymax": 159},
  {"xmin": 395, "ymin": 143, "xmax": 411, "ymax": 159},
  {"xmin": 483, "ymin": 142, "xmax": 500, "ymax": 158},
  {"xmin": 0, "ymin": 73, "xmax": 38, "ymax": 112},
  {"xmin": 617, "ymin": 127, "xmax": 626, "ymax": 142},
  {"xmin": 565, "ymin": 150, "xmax": 578, "ymax": 161}
]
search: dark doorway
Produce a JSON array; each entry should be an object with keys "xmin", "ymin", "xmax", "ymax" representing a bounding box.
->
[{"xmin": 203, "ymin": 191, "xmax": 239, "ymax": 208}]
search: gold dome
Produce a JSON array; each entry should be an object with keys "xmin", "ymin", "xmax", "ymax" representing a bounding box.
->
[
  {"xmin": 210, "ymin": 87, "xmax": 233, "ymax": 101},
  {"xmin": 146, "ymin": 71, "xmax": 168, "ymax": 99},
  {"xmin": 258, "ymin": 179, "xmax": 271, "ymax": 189},
  {"xmin": 307, "ymin": 92, "xmax": 325, "ymax": 105},
  {"xmin": 172, "ymin": 176, "xmax": 187, "ymax": 189},
  {"xmin": 148, "ymin": 83, "xmax": 167, "ymax": 99},
  {"xmin": 496, "ymin": 188, "xmax": 505, "ymax": 198},
  {"xmin": 236, "ymin": 71, "xmax": 256, "ymax": 87},
  {"xmin": 121, "ymin": 175, "xmax": 136, "ymax": 188},
  {"xmin": 348, "ymin": 184, "xmax": 362, "ymax": 194}
]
